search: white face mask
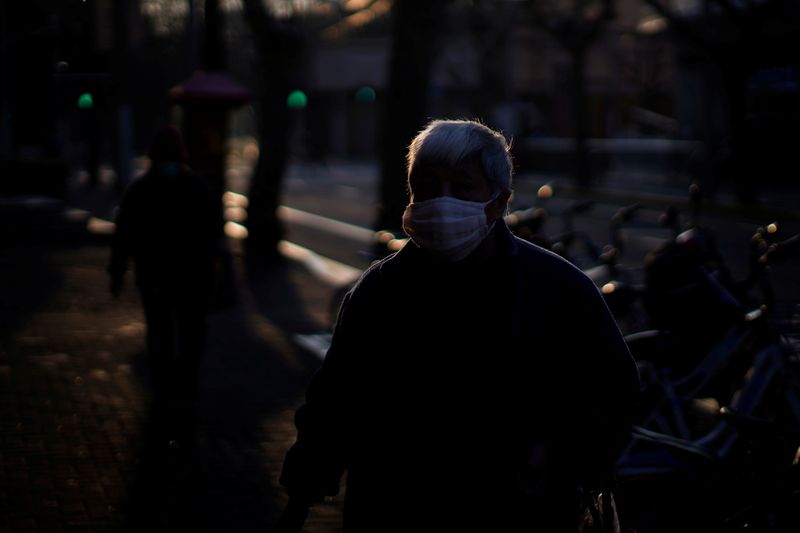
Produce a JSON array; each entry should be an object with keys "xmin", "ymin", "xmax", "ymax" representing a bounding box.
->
[{"xmin": 402, "ymin": 195, "xmax": 497, "ymax": 262}]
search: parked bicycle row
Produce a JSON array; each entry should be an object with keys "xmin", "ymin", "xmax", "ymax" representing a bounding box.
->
[
  {"xmin": 343, "ymin": 180, "xmax": 799, "ymax": 532},
  {"xmin": 506, "ymin": 182, "xmax": 800, "ymax": 532}
]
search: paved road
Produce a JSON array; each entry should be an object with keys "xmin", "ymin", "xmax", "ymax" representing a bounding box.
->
[
  {"xmin": 0, "ymin": 217, "xmax": 347, "ymax": 532},
  {"xmin": 276, "ymin": 160, "xmax": 800, "ymax": 321},
  {"xmin": 2, "ymin": 156, "xmax": 799, "ymax": 532}
]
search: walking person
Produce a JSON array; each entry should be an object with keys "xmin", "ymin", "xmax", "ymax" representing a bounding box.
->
[
  {"xmin": 275, "ymin": 119, "xmax": 640, "ymax": 532},
  {"xmin": 108, "ymin": 124, "xmax": 220, "ymax": 448}
]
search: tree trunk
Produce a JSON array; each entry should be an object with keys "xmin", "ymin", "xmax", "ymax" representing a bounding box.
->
[
  {"xmin": 112, "ymin": 0, "xmax": 133, "ymax": 193},
  {"xmin": 241, "ymin": 1, "xmax": 304, "ymax": 261},
  {"xmin": 204, "ymin": 0, "xmax": 225, "ymax": 71},
  {"xmin": 572, "ymin": 47, "xmax": 591, "ymax": 187},
  {"xmin": 719, "ymin": 52, "xmax": 756, "ymax": 205},
  {"xmin": 375, "ymin": 1, "xmax": 449, "ymax": 234}
]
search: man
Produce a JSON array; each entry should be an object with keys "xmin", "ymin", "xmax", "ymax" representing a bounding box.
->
[
  {"xmin": 276, "ymin": 119, "xmax": 640, "ymax": 532},
  {"xmin": 108, "ymin": 125, "xmax": 220, "ymax": 446}
]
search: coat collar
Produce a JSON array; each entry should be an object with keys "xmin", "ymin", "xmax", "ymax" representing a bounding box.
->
[{"xmin": 379, "ymin": 221, "xmax": 519, "ymax": 278}]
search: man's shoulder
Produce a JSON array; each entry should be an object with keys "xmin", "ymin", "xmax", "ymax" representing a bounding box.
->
[
  {"xmin": 351, "ymin": 250, "xmax": 399, "ymax": 287},
  {"xmin": 341, "ymin": 244, "xmax": 419, "ymax": 304},
  {"xmin": 513, "ymin": 235, "xmax": 598, "ymax": 292},
  {"xmin": 514, "ymin": 236, "xmax": 582, "ymax": 272}
]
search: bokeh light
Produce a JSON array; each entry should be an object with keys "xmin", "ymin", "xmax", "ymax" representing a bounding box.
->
[
  {"xmin": 355, "ymin": 85, "xmax": 376, "ymax": 103},
  {"xmin": 77, "ymin": 93, "xmax": 94, "ymax": 110},
  {"xmin": 287, "ymin": 90, "xmax": 308, "ymax": 109}
]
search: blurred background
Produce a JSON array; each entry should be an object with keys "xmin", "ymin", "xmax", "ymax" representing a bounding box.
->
[
  {"xmin": 4, "ymin": 0, "xmax": 799, "ymax": 245},
  {"xmin": 2, "ymin": 2, "xmax": 800, "ymax": 532}
]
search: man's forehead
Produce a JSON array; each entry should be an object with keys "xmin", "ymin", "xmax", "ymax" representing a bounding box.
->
[{"xmin": 412, "ymin": 157, "xmax": 485, "ymax": 180}]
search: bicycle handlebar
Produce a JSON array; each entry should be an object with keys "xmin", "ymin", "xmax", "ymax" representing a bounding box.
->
[
  {"xmin": 611, "ymin": 203, "xmax": 642, "ymax": 226},
  {"xmin": 759, "ymin": 233, "xmax": 800, "ymax": 266},
  {"xmin": 719, "ymin": 406, "xmax": 800, "ymax": 440}
]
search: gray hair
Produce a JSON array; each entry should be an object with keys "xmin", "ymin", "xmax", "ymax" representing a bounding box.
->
[{"xmin": 406, "ymin": 119, "xmax": 513, "ymax": 194}]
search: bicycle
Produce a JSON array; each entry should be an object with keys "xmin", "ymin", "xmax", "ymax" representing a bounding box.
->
[
  {"xmin": 613, "ymin": 233, "xmax": 800, "ymax": 532},
  {"xmin": 507, "ymin": 183, "xmax": 603, "ymax": 269},
  {"xmin": 615, "ymin": 333, "xmax": 800, "ymax": 532}
]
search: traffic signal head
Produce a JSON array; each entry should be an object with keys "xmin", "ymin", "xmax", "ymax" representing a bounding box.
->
[
  {"xmin": 77, "ymin": 92, "xmax": 94, "ymax": 110},
  {"xmin": 355, "ymin": 85, "xmax": 376, "ymax": 103},
  {"xmin": 287, "ymin": 90, "xmax": 307, "ymax": 109}
]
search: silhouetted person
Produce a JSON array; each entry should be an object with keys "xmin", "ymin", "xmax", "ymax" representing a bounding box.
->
[
  {"xmin": 108, "ymin": 125, "xmax": 220, "ymax": 447},
  {"xmin": 275, "ymin": 119, "xmax": 640, "ymax": 532}
]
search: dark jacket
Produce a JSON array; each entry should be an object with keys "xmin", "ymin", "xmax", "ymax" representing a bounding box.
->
[
  {"xmin": 108, "ymin": 165, "xmax": 219, "ymax": 302},
  {"xmin": 280, "ymin": 222, "xmax": 640, "ymax": 532}
]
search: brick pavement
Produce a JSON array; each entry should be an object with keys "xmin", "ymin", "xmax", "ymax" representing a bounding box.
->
[
  {"xmin": 7, "ymin": 159, "xmax": 798, "ymax": 533},
  {"xmin": 0, "ymin": 228, "xmax": 347, "ymax": 532}
]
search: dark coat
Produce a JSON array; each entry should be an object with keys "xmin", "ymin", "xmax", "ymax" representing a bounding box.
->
[
  {"xmin": 108, "ymin": 166, "xmax": 219, "ymax": 303},
  {"xmin": 280, "ymin": 222, "xmax": 640, "ymax": 532}
]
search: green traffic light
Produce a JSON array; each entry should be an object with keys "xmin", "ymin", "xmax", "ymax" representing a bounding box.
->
[
  {"xmin": 78, "ymin": 92, "xmax": 94, "ymax": 110},
  {"xmin": 287, "ymin": 90, "xmax": 307, "ymax": 109},
  {"xmin": 355, "ymin": 85, "xmax": 376, "ymax": 103}
]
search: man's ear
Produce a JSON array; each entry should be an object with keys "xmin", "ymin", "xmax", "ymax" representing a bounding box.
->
[{"xmin": 487, "ymin": 190, "xmax": 512, "ymax": 221}]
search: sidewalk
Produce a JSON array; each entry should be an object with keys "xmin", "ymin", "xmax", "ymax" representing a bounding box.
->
[
  {"xmin": 2, "ymin": 158, "xmax": 798, "ymax": 532},
  {"xmin": 0, "ymin": 193, "xmax": 348, "ymax": 532},
  {"xmin": 280, "ymin": 157, "xmax": 800, "ymax": 223}
]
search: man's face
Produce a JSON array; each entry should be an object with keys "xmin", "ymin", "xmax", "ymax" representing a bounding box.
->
[
  {"xmin": 408, "ymin": 156, "xmax": 493, "ymax": 203},
  {"xmin": 408, "ymin": 156, "xmax": 510, "ymax": 223}
]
